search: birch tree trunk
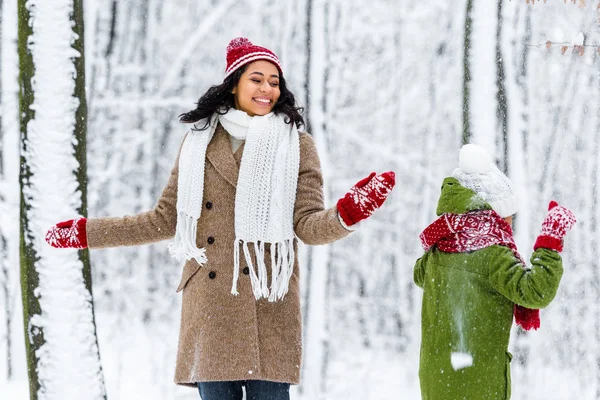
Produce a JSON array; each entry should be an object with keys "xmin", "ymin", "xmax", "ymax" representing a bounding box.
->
[
  {"xmin": 466, "ymin": 0, "xmax": 499, "ymax": 150},
  {"xmin": 462, "ymin": 0, "xmax": 473, "ymax": 143},
  {"xmin": 496, "ymin": 0, "xmax": 508, "ymax": 170},
  {"xmin": 594, "ymin": 71, "xmax": 600, "ymax": 399},
  {"xmin": 500, "ymin": 5, "xmax": 535, "ymax": 395},
  {"xmin": 18, "ymin": 0, "xmax": 106, "ymax": 398},
  {"xmin": 299, "ymin": 1, "xmax": 331, "ymax": 398}
]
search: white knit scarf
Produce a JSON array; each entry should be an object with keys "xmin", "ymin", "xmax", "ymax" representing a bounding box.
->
[{"xmin": 168, "ymin": 109, "xmax": 300, "ymax": 301}]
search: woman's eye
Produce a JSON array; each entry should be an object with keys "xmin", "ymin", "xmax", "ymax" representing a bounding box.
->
[
  {"xmin": 251, "ymin": 79, "xmax": 261, "ymax": 83},
  {"xmin": 270, "ymin": 82, "xmax": 279, "ymax": 87}
]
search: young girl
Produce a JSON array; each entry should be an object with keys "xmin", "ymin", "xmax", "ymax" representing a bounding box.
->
[
  {"xmin": 45, "ymin": 37, "xmax": 395, "ymax": 400},
  {"xmin": 414, "ymin": 144, "xmax": 575, "ymax": 399}
]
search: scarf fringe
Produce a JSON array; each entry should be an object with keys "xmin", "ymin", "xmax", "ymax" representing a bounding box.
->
[
  {"xmin": 232, "ymin": 238, "xmax": 295, "ymax": 302},
  {"xmin": 168, "ymin": 213, "xmax": 207, "ymax": 265}
]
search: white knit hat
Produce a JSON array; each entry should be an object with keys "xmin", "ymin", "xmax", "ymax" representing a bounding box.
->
[{"xmin": 451, "ymin": 144, "xmax": 518, "ymax": 218}]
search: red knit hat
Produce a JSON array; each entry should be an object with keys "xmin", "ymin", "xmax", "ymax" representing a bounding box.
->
[{"xmin": 224, "ymin": 37, "xmax": 283, "ymax": 79}]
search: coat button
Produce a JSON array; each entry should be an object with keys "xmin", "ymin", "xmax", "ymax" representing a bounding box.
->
[
  {"xmin": 208, "ymin": 271, "xmax": 216, "ymax": 279},
  {"xmin": 242, "ymin": 267, "xmax": 250, "ymax": 275},
  {"xmin": 207, "ymin": 236, "xmax": 215, "ymax": 244},
  {"xmin": 205, "ymin": 201, "xmax": 213, "ymax": 210}
]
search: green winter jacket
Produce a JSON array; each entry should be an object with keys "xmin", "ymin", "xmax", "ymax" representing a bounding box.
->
[{"xmin": 414, "ymin": 177, "xmax": 563, "ymax": 400}]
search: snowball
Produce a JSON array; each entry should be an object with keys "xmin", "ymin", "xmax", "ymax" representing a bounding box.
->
[
  {"xmin": 572, "ymin": 32, "xmax": 584, "ymax": 47},
  {"xmin": 458, "ymin": 144, "xmax": 492, "ymax": 174},
  {"xmin": 451, "ymin": 352, "xmax": 473, "ymax": 371}
]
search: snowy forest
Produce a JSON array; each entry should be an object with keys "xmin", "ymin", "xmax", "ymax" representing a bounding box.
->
[{"xmin": 1, "ymin": 0, "xmax": 600, "ymax": 399}]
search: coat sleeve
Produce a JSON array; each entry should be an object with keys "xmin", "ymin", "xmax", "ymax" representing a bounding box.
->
[
  {"xmin": 86, "ymin": 136, "xmax": 183, "ymax": 249},
  {"xmin": 488, "ymin": 245, "xmax": 563, "ymax": 309},
  {"xmin": 293, "ymin": 133, "xmax": 351, "ymax": 245},
  {"xmin": 413, "ymin": 253, "xmax": 428, "ymax": 289}
]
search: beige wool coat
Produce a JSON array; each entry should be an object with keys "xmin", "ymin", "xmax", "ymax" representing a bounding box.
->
[{"xmin": 86, "ymin": 124, "xmax": 350, "ymax": 386}]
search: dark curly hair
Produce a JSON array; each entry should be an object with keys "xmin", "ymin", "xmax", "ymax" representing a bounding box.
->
[{"xmin": 179, "ymin": 64, "xmax": 304, "ymax": 130}]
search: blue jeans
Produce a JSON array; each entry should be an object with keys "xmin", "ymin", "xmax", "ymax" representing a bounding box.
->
[{"xmin": 197, "ymin": 380, "xmax": 290, "ymax": 400}]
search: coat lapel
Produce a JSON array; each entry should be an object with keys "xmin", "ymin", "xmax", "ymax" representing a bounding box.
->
[
  {"xmin": 207, "ymin": 124, "xmax": 239, "ymax": 188},
  {"xmin": 233, "ymin": 141, "xmax": 245, "ymax": 166}
]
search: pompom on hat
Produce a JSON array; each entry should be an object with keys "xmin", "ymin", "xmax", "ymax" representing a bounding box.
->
[
  {"xmin": 224, "ymin": 37, "xmax": 283, "ymax": 79},
  {"xmin": 452, "ymin": 144, "xmax": 518, "ymax": 218}
]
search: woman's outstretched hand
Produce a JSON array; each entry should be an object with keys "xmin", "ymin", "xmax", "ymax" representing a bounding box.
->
[
  {"xmin": 45, "ymin": 218, "xmax": 88, "ymax": 249},
  {"xmin": 336, "ymin": 171, "xmax": 396, "ymax": 227}
]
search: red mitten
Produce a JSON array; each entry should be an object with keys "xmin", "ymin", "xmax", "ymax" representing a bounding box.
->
[
  {"xmin": 336, "ymin": 171, "xmax": 396, "ymax": 227},
  {"xmin": 45, "ymin": 218, "xmax": 88, "ymax": 249},
  {"xmin": 533, "ymin": 201, "xmax": 576, "ymax": 252}
]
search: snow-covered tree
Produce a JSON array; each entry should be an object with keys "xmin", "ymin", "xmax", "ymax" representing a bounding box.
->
[{"xmin": 18, "ymin": 0, "xmax": 106, "ymax": 398}]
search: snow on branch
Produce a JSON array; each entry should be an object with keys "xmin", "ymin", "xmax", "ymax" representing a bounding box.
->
[
  {"xmin": 529, "ymin": 32, "xmax": 600, "ymax": 55},
  {"xmin": 521, "ymin": 0, "xmax": 588, "ymax": 7},
  {"xmin": 521, "ymin": 0, "xmax": 600, "ymax": 22},
  {"xmin": 157, "ymin": 0, "xmax": 237, "ymax": 97}
]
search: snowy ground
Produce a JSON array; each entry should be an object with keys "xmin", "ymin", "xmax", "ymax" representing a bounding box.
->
[
  {"xmin": 0, "ymin": 362, "xmax": 586, "ymax": 400},
  {"xmin": 0, "ymin": 306, "xmax": 591, "ymax": 400},
  {"xmin": 2, "ymin": 334, "xmax": 586, "ymax": 400},
  {"xmin": 1, "ymin": 311, "xmax": 423, "ymax": 399}
]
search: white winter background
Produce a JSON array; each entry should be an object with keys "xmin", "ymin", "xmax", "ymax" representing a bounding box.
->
[{"xmin": 1, "ymin": 0, "xmax": 600, "ymax": 399}]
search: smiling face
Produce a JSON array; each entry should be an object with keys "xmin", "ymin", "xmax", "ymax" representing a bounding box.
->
[{"xmin": 232, "ymin": 60, "xmax": 281, "ymax": 116}]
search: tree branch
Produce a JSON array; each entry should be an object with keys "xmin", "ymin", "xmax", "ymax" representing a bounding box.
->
[{"xmin": 157, "ymin": 0, "xmax": 238, "ymax": 97}]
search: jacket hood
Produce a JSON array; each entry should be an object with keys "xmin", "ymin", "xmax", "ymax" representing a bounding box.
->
[{"xmin": 435, "ymin": 177, "xmax": 492, "ymax": 216}]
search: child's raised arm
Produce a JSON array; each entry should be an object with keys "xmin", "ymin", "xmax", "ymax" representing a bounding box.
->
[{"xmin": 489, "ymin": 201, "xmax": 575, "ymax": 309}]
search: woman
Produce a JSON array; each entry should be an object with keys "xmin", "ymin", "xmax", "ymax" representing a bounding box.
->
[{"xmin": 46, "ymin": 37, "xmax": 395, "ymax": 400}]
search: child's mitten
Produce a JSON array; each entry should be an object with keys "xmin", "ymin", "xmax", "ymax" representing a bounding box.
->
[{"xmin": 533, "ymin": 201, "xmax": 576, "ymax": 252}]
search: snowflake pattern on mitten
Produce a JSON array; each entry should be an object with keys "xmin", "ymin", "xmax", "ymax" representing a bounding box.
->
[
  {"xmin": 534, "ymin": 201, "xmax": 576, "ymax": 252},
  {"xmin": 45, "ymin": 218, "xmax": 88, "ymax": 249},
  {"xmin": 337, "ymin": 171, "xmax": 396, "ymax": 226}
]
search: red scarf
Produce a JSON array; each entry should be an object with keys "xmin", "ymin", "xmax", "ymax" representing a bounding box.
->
[{"xmin": 420, "ymin": 210, "xmax": 540, "ymax": 331}]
